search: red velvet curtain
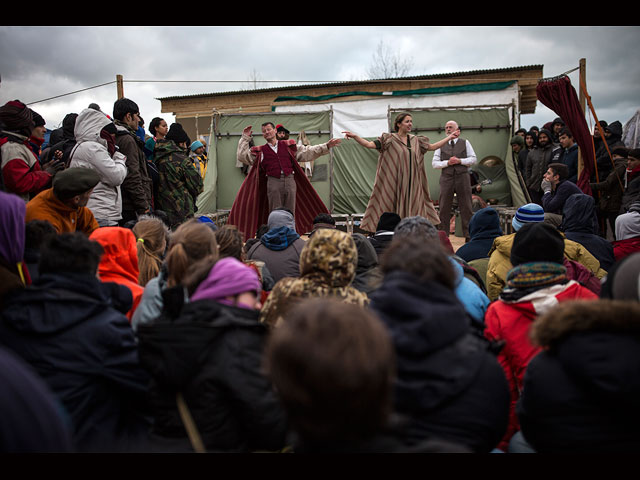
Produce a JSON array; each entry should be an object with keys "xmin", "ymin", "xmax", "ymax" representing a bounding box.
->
[{"xmin": 536, "ymin": 75, "xmax": 594, "ymax": 195}]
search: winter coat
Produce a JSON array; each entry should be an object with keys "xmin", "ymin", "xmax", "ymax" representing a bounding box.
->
[
  {"xmin": 612, "ymin": 209, "xmax": 640, "ymax": 261},
  {"xmin": 247, "ymin": 227, "xmax": 306, "ymax": 284},
  {"xmin": 542, "ymin": 180, "xmax": 582, "ymax": 215},
  {"xmin": 0, "ymin": 130, "xmax": 52, "ymax": 201},
  {"xmin": 136, "ymin": 292, "xmax": 288, "ymax": 453},
  {"xmin": 594, "ymin": 121, "xmax": 625, "ymax": 180},
  {"xmin": 0, "ymin": 272, "xmax": 151, "ymax": 452},
  {"xmin": 558, "ymin": 143, "xmax": 579, "ymax": 183},
  {"xmin": 25, "ymin": 188, "xmax": 99, "ymax": 235},
  {"xmin": 455, "ymin": 207, "xmax": 503, "ymax": 262},
  {"xmin": 351, "ymin": 232, "xmax": 383, "ymax": 295},
  {"xmin": 525, "ymin": 140, "xmax": 560, "ymax": 193},
  {"xmin": 115, "ymin": 121, "xmax": 153, "ymax": 216},
  {"xmin": 486, "ymin": 232, "xmax": 607, "ymax": 301},
  {"xmin": 259, "ymin": 229, "xmax": 369, "ymax": 328},
  {"xmin": 560, "ymin": 193, "xmax": 616, "ymax": 271},
  {"xmin": 131, "ymin": 267, "xmax": 169, "ymax": 333},
  {"xmin": 153, "ymin": 139, "xmax": 203, "ymax": 229},
  {"xmin": 89, "ymin": 227, "xmax": 144, "ymax": 321},
  {"xmin": 367, "ymin": 231, "xmax": 395, "ymax": 258},
  {"xmin": 590, "ymin": 156, "xmax": 627, "ymax": 214},
  {"xmin": 369, "ymin": 270, "xmax": 509, "ymax": 452},
  {"xmin": 518, "ymin": 300, "xmax": 640, "ymax": 452},
  {"xmin": 69, "ymin": 108, "xmax": 127, "ymax": 224},
  {"xmin": 484, "ymin": 268, "xmax": 598, "ymax": 450}
]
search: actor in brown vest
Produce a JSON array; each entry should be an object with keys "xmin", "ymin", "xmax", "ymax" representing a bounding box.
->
[{"xmin": 432, "ymin": 120, "xmax": 477, "ymax": 241}]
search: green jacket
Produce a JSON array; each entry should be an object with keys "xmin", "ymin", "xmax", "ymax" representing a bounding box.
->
[{"xmin": 154, "ymin": 139, "xmax": 203, "ymax": 229}]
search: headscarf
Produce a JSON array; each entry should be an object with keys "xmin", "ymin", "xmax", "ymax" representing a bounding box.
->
[{"xmin": 299, "ymin": 229, "xmax": 358, "ymax": 288}]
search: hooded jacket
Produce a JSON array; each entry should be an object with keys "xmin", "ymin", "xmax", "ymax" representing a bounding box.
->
[
  {"xmin": 136, "ymin": 261, "xmax": 287, "ymax": 453},
  {"xmin": 612, "ymin": 209, "xmax": 640, "ymax": 261},
  {"xmin": 351, "ymin": 232, "xmax": 383, "ymax": 295},
  {"xmin": 1, "ymin": 129, "xmax": 52, "ymax": 201},
  {"xmin": 455, "ymin": 207, "xmax": 503, "ymax": 262},
  {"xmin": 369, "ymin": 270, "xmax": 509, "ymax": 452},
  {"xmin": 0, "ymin": 272, "xmax": 151, "ymax": 452},
  {"xmin": 486, "ymin": 232, "xmax": 607, "ymax": 301},
  {"xmin": 89, "ymin": 227, "xmax": 143, "ymax": 321},
  {"xmin": 560, "ymin": 193, "xmax": 616, "ymax": 271},
  {"xmin": 259, "ymin": 229, "xmax": 369, "ymax": 328},
  {"xmin": 590, "ymin": 155, "xmax": 627, "ymax": 213},
  {"xmin": 484, "ymin": 264, "xmax": 598, "ymax": 450},
  {"xmin": 518, "ymin": 300, "xmax": 640, "ymax": 452},
  {"xmin": 69, "ymin": 108, "xmax": 127, "ymax": 224},
  {"xmin": 594, "ymin": 120, "xmax": 625, "ymax": 179}
]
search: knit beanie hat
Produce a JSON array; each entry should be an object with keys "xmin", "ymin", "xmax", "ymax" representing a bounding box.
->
[
  {"xmin": 190, "ymin": 140, "xmax": 204, "ymax": 152},
  {"xmin": 165, "ymin": 123, "xmax": 190, "ymax": 145},
  {"xmin": 512, "ymin": 203, "xmax": 545, "ymax": 231},
  {"xmin": 510, "ymin": 222, "xmax": 565, "ymax": 267},
  {"xmin": 376, "ymin": 212, "xmax": 402, "ymax": 232},
  {"xmin": 0, "ymin": 100, "xmax": 35, "ymax": 135},
  {"xmin": 53, "ymin": 167, "xmax": 101, "ymax": 201},
  {"xmin": 30, "ymin": 109, "xmax": 45, "ymax": 128},
  {"xmin": 510, "ymin": 135, "xmax": 525, "ymax": 147}
]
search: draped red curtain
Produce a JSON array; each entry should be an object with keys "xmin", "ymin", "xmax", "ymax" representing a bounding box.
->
[{"xmin": 536, "ymin": 75, "xmax": 594, "ymax": 195}]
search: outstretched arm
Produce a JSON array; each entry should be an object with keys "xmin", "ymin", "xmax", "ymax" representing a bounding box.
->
[
  {"xmin": 426, "ymin": 129, "xmax": 460, "ymax": 151},
  {"xmin": 236, "ymin": 125, "xmax": 257, "ymax": 167},
  {"xmin": 295, "ymin": 138, "xmax": 342, "ymax": 163},
  {"xmin": 342, "ymin": 131, "xmax": 377, "ymax": 149}
]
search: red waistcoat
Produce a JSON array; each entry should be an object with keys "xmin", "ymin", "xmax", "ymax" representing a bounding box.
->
[{"xmin": 259, "ymin": 141, "xmax": 295, "ymax": 178}]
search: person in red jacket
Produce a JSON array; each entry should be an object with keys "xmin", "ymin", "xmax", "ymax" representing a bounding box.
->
[
  {"xmin": 89, "ymin": 226, "xmax": 144, "ymax": 322},
  {"xmin": 0, "ymin": 101, "xmax": 64, "ymax": 200},
  {"xmin": 484, "ymin": 222, "xmax": 598, "ymax": 452}
]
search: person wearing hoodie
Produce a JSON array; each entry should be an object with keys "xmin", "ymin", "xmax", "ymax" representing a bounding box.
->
[
  {"xmin": 351, "ymin": 233, "xmax": 383, "ymax": 295},
  {"xmin": 455, "ymin": 207, "xmax": 503, "ymax": 263},
  {"xmin": 0, "ymin": 232, "xmax": 152, "ymax": 452},
  {"xmin": 593, "ymin": 120, "xmax": 625, "ymax": 182},
  {"xmin": 590, "ymin": 146, "xmax": 628, "ymax": 236},
  {"xmin": 259, "ymin": 228, "xmax": 369, "ymax": 329},
  {"xmin": 560, "ymin": 193, "xmax": 616, "ymax": 271},
  {"xmin": 484, "ymin": 222, "xmax": 598, "ymax": 452},
  {"xmin": 69, "ymin": 108, "xmax": 128, "ymax": 227},
  {"xmin": 517, "ymin": 299, "xmax": 640, "ymax": 453},
  {"xmin": 368, "ymin": 235, "xmax": 509, "ymax": 452},
  {"xmin": 486, "ymin": 203, "xmax": 607, "ymax": 301},
  {"xmin": 0, "ymin": 100, "xmax": 63, "ymax": 200},
  {"xmin": 246, "ymin": 208, "xmax": 306, "ymax": 284},
  {"xmin": 136, "ymin": 256, "xmax": 288, "ymax": 453},
  {"xmin": 89, "ymin": 227, "xmax": 144, "ymax": 322},
  {"xmin": 612, "ymin": 201, "xmax": 640, "ymax": 261},
  {"xmin": 39, "ymin": 112, "xmax": 78, "ymax": 167},
  {"xmin": 524, "ymin": 128, "xmax": 561, "ymax": 205},
  {"xmin": 153, "ymin": 123, "xmax": 203, "ymax": 230},
  {"xmin": 367, "ymin": 212, "xmax": 402, "ymax": 258}
]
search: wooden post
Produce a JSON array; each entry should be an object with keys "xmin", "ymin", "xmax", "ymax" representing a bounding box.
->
[
  {"xmin": 577, "ymin": 59, "xmax": 586, "ymax": 177},
  {"xmin": 116, "ymin": 75, "xmax": 124, "ymax": 99}
]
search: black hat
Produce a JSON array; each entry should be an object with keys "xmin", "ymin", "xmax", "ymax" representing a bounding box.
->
[
  {"xmin": 166, "ymin": 123, "xmax": 191, "ymax": 145},
  {"xmin": 510, "ymin": 222, "xmax": 564, "ymax": 267},
  {"xmin": 53, "ymin": 167, "xmax": 101, "ymax": 201},
  {"xmin": 376, "ymin": 212, "xmax": 402, "ymax": 232},
  {"xmin": 30, "ymin": 109, "xmax": 45, "ymax": 128}
]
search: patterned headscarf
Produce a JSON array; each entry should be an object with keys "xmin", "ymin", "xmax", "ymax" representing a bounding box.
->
[{"xmin": 299, "ymin": 229, "xmax": 358, "ymax": 288}]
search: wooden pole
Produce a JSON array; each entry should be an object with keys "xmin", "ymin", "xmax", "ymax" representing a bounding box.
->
[
  {"xmin": 577, "ymin": 59, "xmax": 586, "ymax": 177},
  {"xmin": 116, "ymin": 74, "xmax": 124, "ymax": 99}
]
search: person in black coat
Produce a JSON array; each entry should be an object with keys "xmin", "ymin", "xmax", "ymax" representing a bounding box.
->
[
  {"xmin": 368, "ymin": 236, "xmax": 510, "ymax": 452},
  {"xmin": 455, "ymin": 206, "xmax": 503, "ymax": 263},
  {"xmin": 0, "ymin": 232, "xmax": 152, "ymax": 452},
  {"xmin": 136, "ymin": 256, "xmax": 288, "ymax": 453},
  {"xmin": 517, "ymin": 299, "xmax": 640, "ymax": 453},
  {"xmin": 560, "ymin": 193, "xmax": 615, "ymax": 271}
]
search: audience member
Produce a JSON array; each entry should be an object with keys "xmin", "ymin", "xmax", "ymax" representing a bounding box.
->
[
  {"xmin": 69, "ymin": 107, "xmax": 128, "ymax": 226},
  {"xmin": 560, "ymin": 193, "xmax": 616, "ymax": 271},
  {"xmin": 484, "ymin": 222, "xmax": 598, "ymax": 451},
  {"xmin": 0, "ymin": 100, "xmax": 63, "ymax": 200},
  {"xmin": 153, "ymin": 123, "xmax": 203, "ymax": 229},
  {"xmin": 40, "ymin": 112, "xmax": 78, "ymax": 167},
  {"xmin": 25, "ymin": 167, "xmax": 100, "ymax": 235},
  {"xmin": 113, "ymin": 98, "xmax": 153, "ymax": 225},
  {"xmin": 590, "ymin": 146, "xmax": 628, "ymax": 237},
  {"xmin": 517, "ymin": 299, "xmax": 640, "ymax": 453},
  {"xmin": 510, "ymin": 135, "xmax": 527, "ymax": 180},
  {"xmin": 600, "ymin": 252, "xmax": 640, "ymax": 300},
  {"xmin": 260, "ymin": 228, "xmax": 368, "ymax": 328},
  {"xmin": 0, "ymin": 232, "xmax": 152, "ymax": 452},
  {"xmin": 368, "ymin": 236, "xmax": 509, "ymax": 452},
  {"xmin": 246, "ymin": 209, "xmax": 306, "ymax": 284},
  {"xmin": 367, "ymin": 211, "xmax": 401, "ymax": 258},
  {"xmin": 621, "ymin": 148, "xmax": 640, "ymax": 213},
  {"xmin": 0, "ymin": 191, "xmax": 31, "ymax": 308},
  {"xmin": 131, "ymin": 219, "xmax": 218, "ymax": 332},
  {"xmin": 557, "ymin": 128, "xmax": 579, "ymax": 183},
  {"xmin": 612, "ymin": 202, "xmax": 640, "ymax": 261},
  {"xmin": 525, "ymin": 128, "xmax": 560, "ymax": 205},
  {"xmin": 23, "ymin": 219, "xmax": 57, "ymax": 283},
  {"xmin": 137, "ymin": 256, "xmax": 288, "ymax": 453},
  {"xmin": 90, "ymin": 227, "xmax": 145, "ymax": 321},
  {"xmin": 145, "ymin": 117, "xmax": 168, "ymax": 160},
  {"xmin": 308, "ymin": 212, "xmax": 336, "ymax": 238},
  {"xmin": 132, "ymin": 216, "xmax": 170, "ymax": 287},
  {"xmin": 188, "ymin": 140, "xmax": 208, "ymax": 179},
  {"xmin": 351, "ymin": 233, "xmax": 383, "ymax": 295},
  {"xmin": 541, "ymin": 162, "xmax": 582, "ymax": 218},
  {"xmin": 594, "ymin": 120, "xmax": 625, "ymax": 181},
  {"xmin": 455, "ymin": 207, "xmax": 503, "ymax": 263}
]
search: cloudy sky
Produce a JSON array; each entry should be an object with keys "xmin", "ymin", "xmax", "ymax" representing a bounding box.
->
[{"xmin": 1, "ymin": 26, "xmax": 638, "ymax": 135}]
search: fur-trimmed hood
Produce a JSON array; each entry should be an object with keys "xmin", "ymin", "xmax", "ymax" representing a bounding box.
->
[{"xmin": 530, "ymin": 299, "xmax": 640, "ymax": 348}]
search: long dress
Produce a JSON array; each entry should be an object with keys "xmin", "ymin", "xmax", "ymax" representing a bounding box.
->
[{"xmin": 360, "ymin": 133, "xmax": 440, "ymax": 233}]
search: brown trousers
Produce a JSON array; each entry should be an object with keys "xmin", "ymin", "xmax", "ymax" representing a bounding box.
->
[
  {"xmin": 438, "ymin": 169, "xmax": 473, "ymax": 239},
  {"xmin": 267, "ymin": 174, "xmax": 296, "ymax": 214}
]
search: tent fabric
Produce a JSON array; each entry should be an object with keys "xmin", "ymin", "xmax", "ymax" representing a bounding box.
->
[
  {"xmin": 623, "ymin": 109, "xmax": 640, "ymax": 149},
  {"xmin": 535, "ymin": 75, "xmax": 594, "ymax": 195}
]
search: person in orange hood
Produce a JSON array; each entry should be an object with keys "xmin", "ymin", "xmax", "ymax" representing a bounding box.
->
[{"xmin": 89, "ymin": 226, "xmax": 143, "ymax": 321}]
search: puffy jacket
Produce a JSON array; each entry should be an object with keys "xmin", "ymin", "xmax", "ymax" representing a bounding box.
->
[
  {"xmin": 69, "ymin": 108, "xmax": 127, "ymax": 223},
  {"xmin": 1, "ymin": 130, "xmax": 52, "ymax": 201},
  {"xmin": 486, "ymin": 232, "xmax": 607, "ymax": 301},
  {"xmin": 484, "ymin": 277, "xmax": 598, "ymax": 450}
]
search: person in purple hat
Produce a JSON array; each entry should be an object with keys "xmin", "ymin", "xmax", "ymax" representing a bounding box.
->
[{"xmin": 0, "ymin": 190, "xmax": 31, "ymax": 309}]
